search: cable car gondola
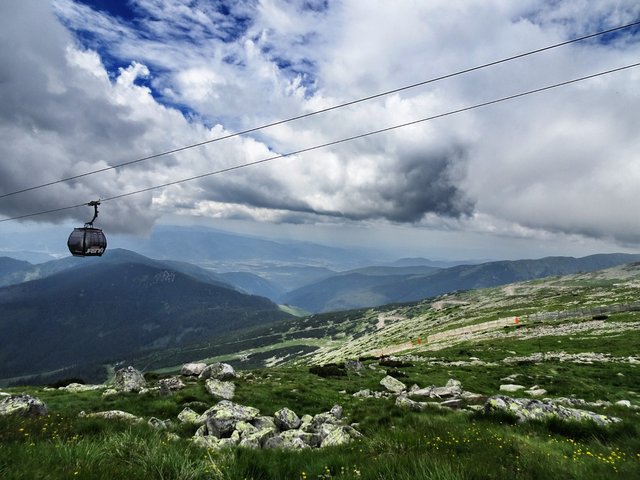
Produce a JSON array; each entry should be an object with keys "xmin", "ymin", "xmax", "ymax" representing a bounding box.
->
[{"xmin": 67, "ymin": 200, "xmax": 107, "ymax": 257}]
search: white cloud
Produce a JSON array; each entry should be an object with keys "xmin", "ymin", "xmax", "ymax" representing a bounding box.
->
[{"xmin": 0, "ymin": 0, "xmax": 639, "ymax": 256}]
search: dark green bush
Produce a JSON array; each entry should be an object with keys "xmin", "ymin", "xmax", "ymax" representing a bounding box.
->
[
  {"xmin": 309, "ymin": 364, "xmax": 346, "ymax": 377},
  {"xmin": 46, "ymin": 378, "xmax": 86, "ymax": 388}
]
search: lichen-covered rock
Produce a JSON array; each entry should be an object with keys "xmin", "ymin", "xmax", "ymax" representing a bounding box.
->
[
  {"xmin": 178, "ymin": 407, "xmax": 204, "ymax": 425},
  {"xmin": 310, "ymin": 412, "xmax": 340, "ymax": 431},
  {"xmin": 485, "ymin": 396, "xmax": 621, "ymax": 426},
  {"xmin": 102, "ymin": 388, "xmax": 118, "ymax": 398},
  {"xmin": 0, "ymin": 394, "xmax": 47, "ymax": 417},
  {"xmin": 524, "ymin": 388, "xmax": 547, "ymax": 397},
  {"xmin": 320, "ymin": 426, "xmax": 354, "ymax": 447},
  {"xmin": 190, "ymin": 401, "xmax": 361, "ymax": 450},
  {"xmin": 263, "ymin": 436, "xmax": 284, "ymax": 449},
  {"xmin": 199, "ymin": 362, "xmax": 237, "ymax": 381},
  {"xmin": 238, "ymin": 436, "xmax": 261, "ymax": 449},
  {"xmin": 138, "ymin": 387, "xmax": 160, "ymax": 395},
  {"xmin": 409, "ymin": 386, "xmax": 434, "ymax": 397},
  {"xmin": 159, "ymin": 377, "xmax": 185, "ymax": 391},
  {"xmin": 192, "ymin": 435, "xmax": 224, "ymax": 450},
  {"xmin": 204, "ymin": 400, "xmax": 260, "ymax": 423},
  {"xmin": 274, "ymin": 407, "xmax": 301, "ymax": 430},
  {"xmin": 181, "ymin": 363, "xmax": 207, "ymax": 377},
  {"xmin": 300, "ymin": 414, "xmax": 313, "ymax": 431},
  {"xmin": 280, "ymin": 429, "xmax": 316, "ymax": 447},
  {"xmin": 80, "ymin": 410, "xmax": 142, "ymax": 422},
  {"xmin": 329, "ymin": 405, "xmax": 343, "ymax": 420},
  {"xmin": 202, "ymin": 403, "xmax": 261, "ymax": 438},
  {"xmin": 353, "ymin": 389, "xmax": 371, "ymax": 398},
  {"xmin": 246, "ymin": 426, "xmax": 277, "ymax": 447},
  {"xmin": 206, "ymin": 417, "xmax": 237, "ymax": 438},
  {"xmin": 431, "ymin": 379, "xmax": 463, "ymax": 398},
  {"xmin": 235, "ymin": 421, "xmax": 258, "ymax": 437},
  {"xmin": 148, "ymin": 417, "xmax": 168, "ymax": 429},
  {"xmin": 500, "ymin": 384, "xmax": 526, "ymax": 393},
  {"xmin": 113, "ymin": 366, "xmax": 146, "ymax": 393},
  {"xmin": 396, "ymin": 395, "xmax": 427, "ymax": 412},
  {"xmin": 380, "ymin": 375, "xmax": 406, "ymax": 393},
  {"xmin": 252, "ymin": 415, "xmax": 277, "ymax": 431},
  {"xmin": 60, "ymin": 383, "xmax": 105, "ymax": 393},
  {"xmin": 205, "ymin": 378, "xmax": 235, "ymax": 400}
]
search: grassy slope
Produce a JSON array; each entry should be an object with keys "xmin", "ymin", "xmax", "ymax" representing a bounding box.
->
[
  {"xmin": 2, "ymin": 264, "xmax": 640, "ymax": 479},
  {"xmin": 119, "ymin": 263, "xmax": 640, "ymax": 374}
]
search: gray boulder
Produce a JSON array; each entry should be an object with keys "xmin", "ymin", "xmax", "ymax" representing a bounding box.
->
[
  {"xmin": 192, "ymin": 435, "xmax": 225, "ymax": 450},
  {"xmin": 181, "ymin": 362, "xmax": 207, "ymax": 376},
  {"xmin": 409, "ymin": 379, "xmax": 463, "ymax": 400},
  {"xmin": 485, "ymin": 396, "xmax": 621, "ymax": 426},
  {"xmin": 320, "ymin": 426, "xmax": 355, "ymax": 447},
  {"xmin": 102, "ymin": 388, "xmax": 118, "ymax": 398},
  {"xmin": 353, "ymin": 389, "xmax": 371, "ymax": 398},
  {"xmin": 431, "ymin": 379, "xmax": 463, "ymax": 398},
  {"xmin": 159, "ymin": 377, "xmax": 185, "ymax": 392},
  {"xmin": 113, "ymin": 366, "xmax": 146, "ymax": 393},
  {"xmin": 148, "ymin": 417, "xmax": 168, "ymax": 429},
  {"xmin": 199, "ymin": 362, "xmax": 237, "ymax": 381},
  {"xmin": 500, "ymin": 384, "xmax": 526, "ymax": 393},
  {"xmin": 329, "ymin": 405, "xmax": 343, "ymax": 420},
  {"xmin": 524, "ymin": 388, "xmax": 547, "ymax": 397},
  {"xmin": 60, "ymin": 383, "xmax": 105, "ymax": 393},
  {"xmin": 0, "ymin": 394, "xmax": 47, "ymax": 417},
  {"xmin": 245, "ymin": 426, "xmax": 277, "ymax": 447},
  {"xmin": 396, "ymin": 395, "xmax": 428, "ymax": 412},
  {"xmin": 380, "ymin": 375, "xmax": 406, "ymax": 393},
  {"xmin": 80, "ymin": 410, "xmax": 141, "ymax": 422},
  {"xmin": 274, "ymin": 407, "xmax": 301, "ymax": 430},
  {"xmin": 202, "ymin": 400, "xmax": 260, "ymax": 438},
  {"xmin": 191, "ymin": 401, "xmax": 360, "ymax": 450},
  {"xmin": 205, "ymin": 400, "xmax": 260, "ymax": 423},
  {"xmin": 263, "ymin": 436, "xmax": 285, "ymax": 449},
  {"xmin": 206, "ymin": 417, "xmax": 237, "ymax": 438},
  {"xmin": 409, "ymin": 386, "xmax": 434, "ymax": 397},
  {"xmin": 205, "ymin": 378, "xmax": 236, "ymax": 400},
  {"xmin": 252, "ymin": 415, "xmax": 277, "ymax": 431},
  {"xmin": 345, "ymin": 360, "xmax": 364, "ymax": 373},
  {"xmin": 280, "ymin": 429, "xmax": 316, "ymax": 446},
  {"xmin": 177, "ymin": 407, "xmax": 204, "ymax": 425}
]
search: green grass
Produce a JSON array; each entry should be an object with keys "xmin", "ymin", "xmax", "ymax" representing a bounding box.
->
[
  {"xmin": 4, "ymin": 267, "xmax": 640, "ymax": 478},
  {"xmin": 3, "ymin": 350, "xmax": 640, "ymax": 480}
]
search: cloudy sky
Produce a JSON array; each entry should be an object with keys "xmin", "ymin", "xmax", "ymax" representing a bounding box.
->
[{"xmin": 0, "ymin": 0, "xmax": 639, "ymax": 260}]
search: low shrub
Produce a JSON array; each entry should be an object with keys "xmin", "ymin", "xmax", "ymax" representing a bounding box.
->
[
  {"xmin": 379, "ymin": 359, "xmax": 413, "ymax": 368},
  {"xmin": 309, "ymin": 364, "xmax": 346, "ymax": 377},
  {"xmin": 46, "ymin": 378, "xmax": 86, "ymax": 388}
]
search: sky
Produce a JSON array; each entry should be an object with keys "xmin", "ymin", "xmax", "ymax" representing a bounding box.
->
[{"xmin": 0, "ymin": 0, "xmax": 640, "ymax": 260}]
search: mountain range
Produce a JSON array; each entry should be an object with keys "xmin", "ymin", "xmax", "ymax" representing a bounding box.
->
[
  {"xmin": 0, "ymin": 250, "xmax": 290, "ymax": 383},
  {"xmin": 281, "ymin": 253, "xmax": 640, "ymax": 312},
  {"xmin": 2, "ymin": 224, "xmax": 640, "ymax": 384}
]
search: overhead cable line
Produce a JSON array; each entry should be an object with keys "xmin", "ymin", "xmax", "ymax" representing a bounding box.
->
[
  {"xmin": 2, "ymin": 60, "xmax": 639, "ymax": 224},
  {"xmin": 1, "ymin": 19, "xmax": 639, "ymax": 201}
]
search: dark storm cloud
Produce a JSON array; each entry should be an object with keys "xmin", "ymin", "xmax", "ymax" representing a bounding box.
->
[
  {"xmin": 195, "ymin": 175, "xmax": 344, "ymax": 218},
  {"xmin": 375, "ymin": 147, "xmax": 473, "ymax": 223}
]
